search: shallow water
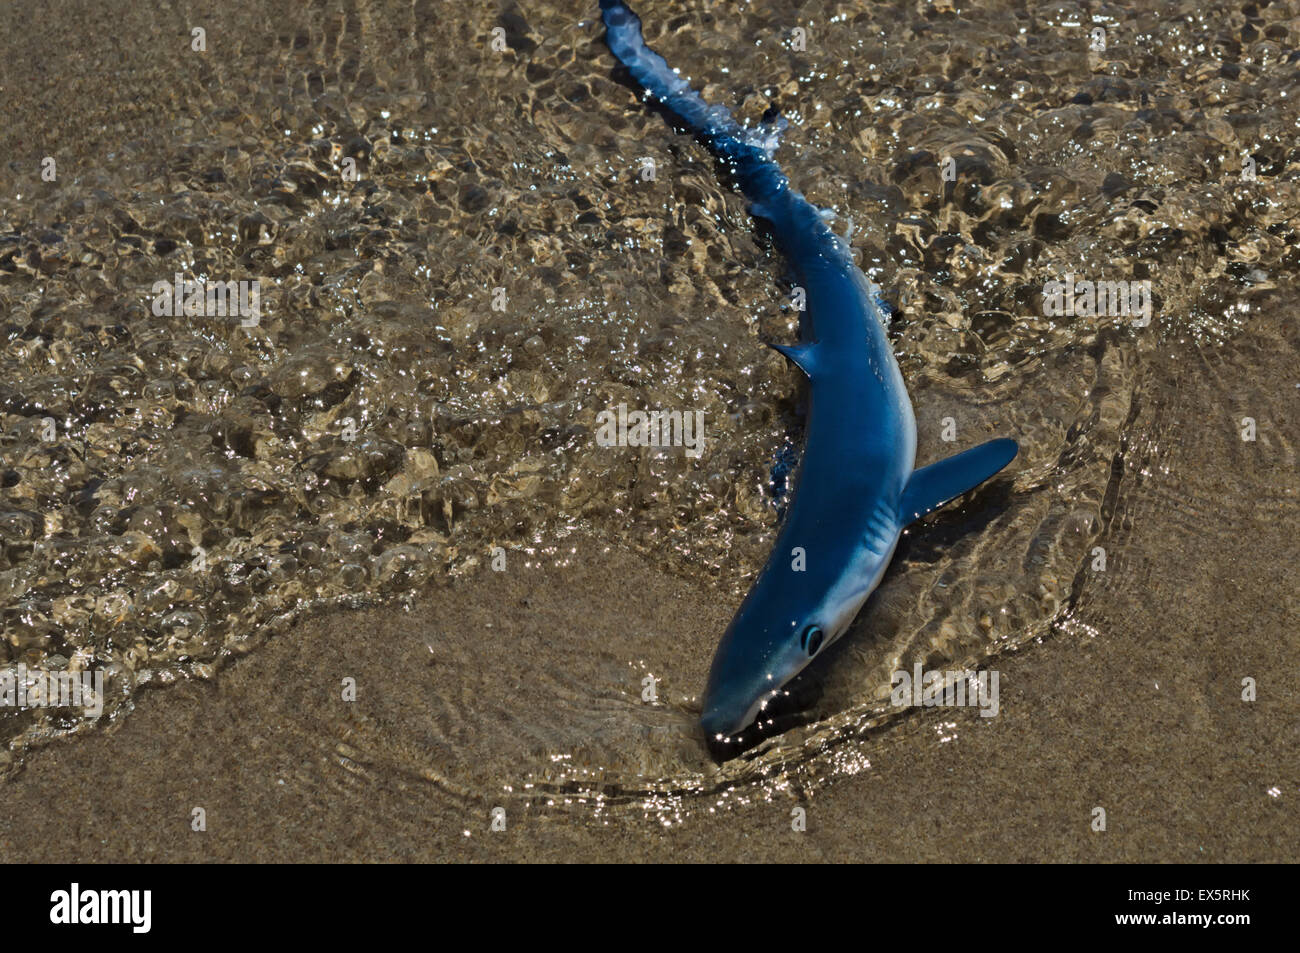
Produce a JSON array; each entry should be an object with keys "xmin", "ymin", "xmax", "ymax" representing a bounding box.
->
[{"xmin": 0, "ymin": 0, "xmax": 1296, "ymax": 824}]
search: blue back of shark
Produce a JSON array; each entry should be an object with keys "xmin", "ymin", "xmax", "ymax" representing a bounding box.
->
[{"xmin": 600, "ymin": 0, "xmax": 1019, "ymax": 755}]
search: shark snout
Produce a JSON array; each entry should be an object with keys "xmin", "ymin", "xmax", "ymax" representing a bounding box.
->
[
  {"xmin": 699, "ymin": 701, "xmax": 748, "ymax": 745},
  {"xmin": 700, "ymin": 673, "xmax": 817, "ymax": 760},
  {"xmin": 699, "ymin": 614, "xmax": 813, "ymax": 751},
  {"xmin": 700, "ymin": 700, "xmax": 757, "ymax": 761},
  {"xmin": 699, "ymin": 655, "xmax": 787, "ymax": 753}
]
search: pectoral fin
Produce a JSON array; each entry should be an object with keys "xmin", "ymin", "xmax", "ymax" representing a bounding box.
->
[{"xmin": 900, "ymin": 438, "xmax": 1018, "ymax": 524}]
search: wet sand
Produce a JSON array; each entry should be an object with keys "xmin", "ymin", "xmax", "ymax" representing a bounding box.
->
[
  {"xmin": 0, "ymin": 532, "xmax": 1292, "ymax": 862},
  {"xmin": 1, "ymin": 317, "xmax": 1294, "ymax": 862}
]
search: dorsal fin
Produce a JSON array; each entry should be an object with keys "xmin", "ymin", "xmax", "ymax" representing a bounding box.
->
[
  {"xmin": 766, "ymin": 341, "xmax": 818, "ymax": 379},
  {"xmin": 900, "ymin": 438, "xmax": 1018, "ymax": 524}
]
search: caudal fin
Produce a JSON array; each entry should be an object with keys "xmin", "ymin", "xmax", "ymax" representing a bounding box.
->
[{"xmin": 600, "ymin": 0, "xmax": 788, "ymax": 204}]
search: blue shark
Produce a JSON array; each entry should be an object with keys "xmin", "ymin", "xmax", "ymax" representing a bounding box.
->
[{"xmin": 600, "ymin": 0, "xmax": 1019, "ymax": 755}]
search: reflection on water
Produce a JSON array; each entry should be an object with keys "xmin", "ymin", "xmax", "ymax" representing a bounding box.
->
[{"xmin": 0, "ymin": 0, "xmax": 1296, "ymax": 820}]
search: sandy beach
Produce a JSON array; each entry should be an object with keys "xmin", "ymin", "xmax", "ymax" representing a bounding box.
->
[
  {"xmin": 0, "ymin": 0, "xmax": 1296, "ymax": 862},
  {"xmin": 1, "ymin": 315, "xmax": 1295, "ymax": 861}
]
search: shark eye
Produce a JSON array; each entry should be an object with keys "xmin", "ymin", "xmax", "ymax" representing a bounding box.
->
[{"xmin": 801, "ymin": 625, "xmax": 824, "ymax": 656}]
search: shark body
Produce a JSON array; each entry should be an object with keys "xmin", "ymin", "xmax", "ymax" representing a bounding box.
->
[{"xmin": 600, "ymin": 0, "xmax": 1018, "ymax": 755}]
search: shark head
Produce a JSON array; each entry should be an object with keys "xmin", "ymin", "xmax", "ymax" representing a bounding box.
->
[
  {"xmin": 702, "ymin": 509, "xmax": 904, "ymax": 754},
  {"xmin": 698, "ymin": 609, "xmax": 826, "ymax": 747},
  {"xmin": 699, "ymin": 540, "xmax": 891, "ymax": 752}
]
